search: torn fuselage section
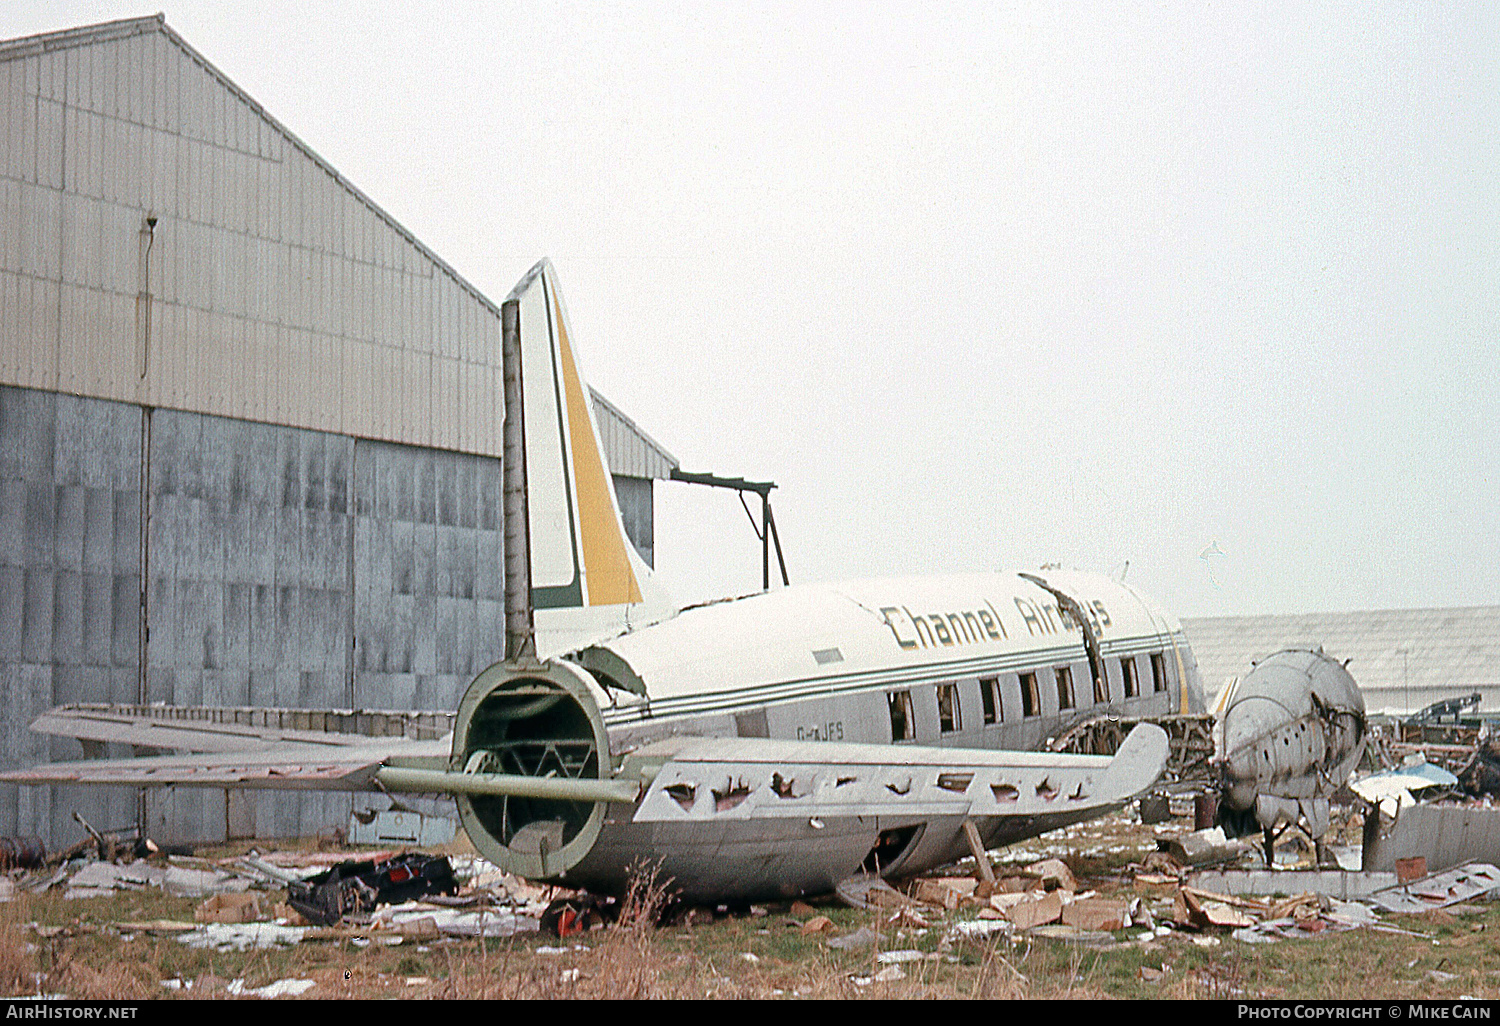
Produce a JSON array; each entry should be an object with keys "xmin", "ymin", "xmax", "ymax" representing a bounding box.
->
[{"xmin": 1216, "ymin": 648, "xmax": 1367, "ymax": 850}]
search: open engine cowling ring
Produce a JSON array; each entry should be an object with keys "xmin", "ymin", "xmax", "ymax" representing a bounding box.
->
[{"xmin": 452, "ymin": 659, "xmax": 614, "ymax": 880}]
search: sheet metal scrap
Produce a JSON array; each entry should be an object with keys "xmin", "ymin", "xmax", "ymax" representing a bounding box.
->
[
  {"xmin": 1367, "ymin": 862, "xmax": 1500, "ymax": 914},
  {"xmin": 286, "ymin": 853, "xmax": 459, "ymax": 926}
]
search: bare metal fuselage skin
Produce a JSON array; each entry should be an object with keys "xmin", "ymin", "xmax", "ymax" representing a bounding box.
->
[
  {"xmin": 452, "ymin": 570, "xmax": 1203, "ymax": 901},
  {"xmin": 1216, "ymin": 648, "xmax": 1366, "ymax": 842}
]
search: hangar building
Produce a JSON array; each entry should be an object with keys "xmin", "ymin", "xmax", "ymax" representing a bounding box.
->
[
  {"xmin": 0, "ymin": 16, "xmax": 678, "ymax": 847},
  {"xmin": 1184, "ymin": 606, "xmax": 1500, "ymax": 716}
]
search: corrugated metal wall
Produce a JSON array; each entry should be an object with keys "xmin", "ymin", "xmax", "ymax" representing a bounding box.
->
[
  {"xmin": 0, "ymin": 20, "xmax": 502, "ymax": 457},
  {"xmin": 0, "ymin": 384, "xmax": 514, "ymax": 844},
  {"xmin": 0, "ymin": 18, "xmax": 677, "ymax": 848},
  {"xmin": 0, "ymin": 386, "xmax": 142, "ymax": 842}
]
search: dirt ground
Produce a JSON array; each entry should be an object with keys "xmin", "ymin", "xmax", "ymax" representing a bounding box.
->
[{"xmin": 2, "ymin": 804, "xmax": 1497, "ymax": 1000}]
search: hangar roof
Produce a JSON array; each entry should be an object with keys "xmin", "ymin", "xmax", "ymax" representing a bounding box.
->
[{"xmin": 1183, "ymin": 606, "xmax": 1500, "ymax": 716}]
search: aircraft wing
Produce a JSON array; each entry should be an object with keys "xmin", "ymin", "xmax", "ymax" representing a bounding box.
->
[
  {"xmin": 0, "ymin": 702, "xmax": 448, "ymax": 791},
  {"xmin": 23, "ymin": 703, "xmax": 449, "ymax": 754},
  {"xmin": 0, "ymin": 702, "xmax": 632, "ymax": 803},
  {"xmin": 0, "ymin": 743, "xmax": 440, "ymax": 791},
  {"xmin": 625, "ymin": 722, "xmax": 1169, "ymax": 825}
]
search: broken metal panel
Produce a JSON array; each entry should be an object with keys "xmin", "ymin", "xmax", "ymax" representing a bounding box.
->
[
  {"xmin": 1366, "ymin": 862, "xmax": 1500, "ymax": 914},
  {"xmin": 1188, "ymin": 869, "xmax": 1398, "ymax": 901},
  {"xmin": 347, "ymin": 808, "xmax": 456, "ymax": 847},
  {"xmin": 1363, "ymin": 803, "xmax": 1500, "ymax": 874}
]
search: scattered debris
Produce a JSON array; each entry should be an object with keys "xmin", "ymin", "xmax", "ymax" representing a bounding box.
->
[
  {"xmin": 0, "ymin": 835, "xmax": 45, "ymax": 870},
  {"xmin": 1004, "ymin": 890, "xmax": 1064, "ymax": 929},
  {"xmin": 912, "ymin": 877, "xmax": 977, "ymax": 909},
  {"xmin": 1162, "ymin": 827, "xmax": 1253, "ymax": 867},
  {"xmin": 834, "ymin": 874, "xmax": 914, "ymax": 910},
  {"xmin": 540, "ymin": 894, "xmax": 615, "ymax": 936},
  {"xmin": 1367, "ymin": 862, "xmax": 1500, "ymax": 914},
  {"xmin": 178, "ymin": 922, "xmax": 307, "ymax": 952},
  {"xmin": 1353, "ymin": 758, "xmax": 1461, "ymax": 813},
  {"xmin": 826, "ymin": 925, "xmax": 878, "ymax": 950},
  {"xmin": 946, "ymin": 918, "xmax": 1011, "ymax": 941},
  {"xmin": 286, "ymin": 853, "xmax": 458, "ymax": 926},
  {"xmin": 1061, "ymin": 897, "xmax": 1132, "ymax": 931},
  {"xmin": 196, "ymin": 892, "xmax": 272, "ymax": 924},
  {"xmin": 226, "ymin": 977, "xmax": 317, "ymax": 999},
  {"xmin": 1186, "ymin": 868, "xmax": 1397, "ymax": 900},
  {"xmin": 1024, "ymin": 858, "xmax": 1078, "ymax": 892}
]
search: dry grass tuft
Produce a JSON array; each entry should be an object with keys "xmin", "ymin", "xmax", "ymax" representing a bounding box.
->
[
  {"xmin": 616, "ymin": 857, "xmax": 677, "ymax": 931},
  {"xmin": 0, "ymin": 895, "xmax": 38, "ymax": 997},
  {"xmin": 49, "ymin": 957, "xmax": 157, "ymax": 1001}
]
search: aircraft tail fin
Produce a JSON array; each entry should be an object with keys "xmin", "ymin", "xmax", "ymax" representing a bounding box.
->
[{"xmin": 503, "ymin": 260, "xmax": 675, "ymax": 659}]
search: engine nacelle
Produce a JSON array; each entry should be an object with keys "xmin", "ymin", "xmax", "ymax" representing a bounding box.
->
[{"xmin": 451, "ymin": 659, "xmax": 613, "ymax": 879}]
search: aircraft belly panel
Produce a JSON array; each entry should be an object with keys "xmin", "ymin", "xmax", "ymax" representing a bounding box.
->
[{"xmin": 566, "ymin": 817, "xmax": 877, "ymax": 902}]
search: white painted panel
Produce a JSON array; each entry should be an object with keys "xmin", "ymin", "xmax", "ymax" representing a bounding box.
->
[
  {"xmin": 151, "ymin": 34, "xmax": 169, "ymax": 132},
  {"xmin": 518, "ymin": 275, "xmax": 575, "ymax": 589},
  {"xmin": 0, "ymin": 272, "xmax": 19, "ymax": 382},
  {"xmin": 58, "ymin": 192, "xmax": 91, "ymax": 289},
  {"xmin": 56, "ymin": 281, "xmax": 86, "ymax": 395},
  {"xmin": 35, "ymin": 97, "xmax": 60, "ymax": 190},
  {"xmin": 18, "ymin": 181, "xmax": 57, "ymax": 279},
  {"xmin": 31, "ymin": 277, "xmax": 59, "ymax": 390},
  {"xmin": 104, "ymin": 289, "xmax": 135, "ymax": 402},
  {"xmin": 163, "ymin": 40, "xmax": 179, "ymax": 141},
  {"xmin": 94, "ymin": 112, "xmax": 111, "ymax": 205},
  {"xmin": 1, "ymin": 64, "xmax": 16, "ymax": 181},
  {"xmin": 20, "ymin": 75, "xmax": 37, "ymax": 185},
  {"xmin": 0, "ymin": 179, "xmax": 19, "ymax": 273},
  {"xmin": 122, "ymin": 120, "xmax": 141, "ymax": 209},
  {"xmin": 128, "ymin": 35, "xmax": 147, "ymax": 126},
  {"xmin": 84, "ymin": 109, "xmax": 104, "ymax": 201}
]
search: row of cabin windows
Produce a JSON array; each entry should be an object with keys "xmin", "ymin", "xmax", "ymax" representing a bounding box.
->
[{"xmin": 888, "ymin": 651, "xmax": 1171, "ymax": 740}]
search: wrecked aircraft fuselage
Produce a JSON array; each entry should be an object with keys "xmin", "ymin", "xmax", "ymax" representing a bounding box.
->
[{"xmin": 1215, "ymin": 648, "xmax": 1367, "ymax": 856}]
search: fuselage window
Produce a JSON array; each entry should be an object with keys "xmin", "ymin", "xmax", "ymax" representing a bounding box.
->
[
  {"xmin": 937, "ymin": 683, "xmax": 961, "ymax": 733},
  {"xmin": 1019, "ymin": 672, "xmax": 1040, "ymax": 717},
  {"xmin": 889, "ymin": 690, "xmax": 916, "ymax": 741},
  {"xmin": 980, "ymin": 676, "xmax": 1001, "ymax": 725},
  {"xmin": 1055, "ymin": 666, "xmax": 1074, "ymax": 710},
  {"xmin": 1151, "ymin": 652, "xmax": 1167, "ymax": 693},
  {"xmin": 1122, "ymin": 656, "xmax": 1139, "ymax": 698}
]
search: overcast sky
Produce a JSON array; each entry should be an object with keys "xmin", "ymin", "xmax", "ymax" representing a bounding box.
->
[{"xmin": 5, "ymin": 2, "xmax": 1498, "ymax": 618}]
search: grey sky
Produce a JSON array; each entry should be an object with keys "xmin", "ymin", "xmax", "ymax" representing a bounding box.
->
[{"xmin": 5, "ymin": 2, "xmax": 1497, "ymax": 617}]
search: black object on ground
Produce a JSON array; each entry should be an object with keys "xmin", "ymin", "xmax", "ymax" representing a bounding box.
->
[{"xmin": 287, "ymin": 853, "xmax": 460, "ymax": 926}]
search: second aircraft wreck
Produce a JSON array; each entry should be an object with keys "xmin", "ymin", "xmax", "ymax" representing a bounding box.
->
[{"xmin": 4, "ymin": 261, "xmax": 1211, "ymax": 902}]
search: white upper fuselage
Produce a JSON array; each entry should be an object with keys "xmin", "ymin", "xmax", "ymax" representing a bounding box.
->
[{"xmin": 581, "ymin": 568, "xmax": 1203, "ymax": 759}]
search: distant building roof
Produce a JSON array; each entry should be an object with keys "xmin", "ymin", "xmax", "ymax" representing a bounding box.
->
[{"xmin": 1183, "ymin": 606, "xmax": 1500, "ymax": 716}]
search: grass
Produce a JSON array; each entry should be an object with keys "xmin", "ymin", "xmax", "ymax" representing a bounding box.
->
[{"xmin": 4, "ymin": 812, "xmax": 1500, "ymax": 1000}]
